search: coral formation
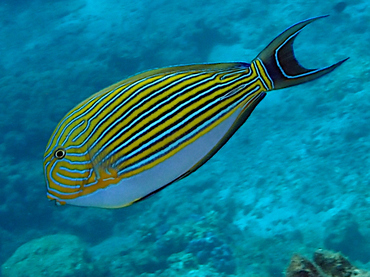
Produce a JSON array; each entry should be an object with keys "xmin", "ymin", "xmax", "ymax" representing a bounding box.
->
[
  {"xmin": 186, "ymin": 231, "xmax": 235, "ymax": 274},
  {"xmin": 313, "ymin": 249, "xmax": 370, "ymax": 277},
  {"xmin": 1, "ymin": 234, "xmax": 103, "ymax": 277},
  {"xmin": 85, "ymin": 210, "xmax": 237, "ymax": 276},
  {"xmin": 287, "ymin": 254, "xmax": 323, "ymax": 277},
  {"xmin": 286, "ymin": 249, "xmax": 370, "ymax": 277}
]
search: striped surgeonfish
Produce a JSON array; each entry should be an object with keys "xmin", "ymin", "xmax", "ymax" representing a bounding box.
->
[{"xmin": 44, "ymin": 16, "xmax": 348, "ymax": 208}]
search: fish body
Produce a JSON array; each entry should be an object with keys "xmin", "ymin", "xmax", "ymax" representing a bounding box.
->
[{"xmin": 44, "ymin": 16, "xmax": 348, "ymax": 208}]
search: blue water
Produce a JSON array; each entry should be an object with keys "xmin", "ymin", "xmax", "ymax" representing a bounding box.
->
[{"xmin": 0, "ymin": 0, "xmax": 368, "ymax": 276}]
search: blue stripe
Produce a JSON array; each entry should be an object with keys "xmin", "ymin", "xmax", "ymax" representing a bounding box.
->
[
  {"xmin": 105, "ymin": 73, "xmax": 252, "ymax": 165},
  {"xmin": 117, "ymin": 86, "xmax": 261, "ymax": 174}
]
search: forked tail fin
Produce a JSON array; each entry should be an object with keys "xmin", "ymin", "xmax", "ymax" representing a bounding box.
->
[{"xmin": 255, "ymin": 15, "xmax": 349, "ymax": 90}]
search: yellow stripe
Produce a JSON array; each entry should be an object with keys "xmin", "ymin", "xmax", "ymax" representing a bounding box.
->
[
  {"xmin": 117, "ymin": 78, "xmax": 257, "ymax": 169},
  {"xmin": 119, "ymin": 85, "xmax": 264, "ymax": 178},
  {"xmin": 98, "ymin": 69, "xmax": 256, "ymax": 167}
]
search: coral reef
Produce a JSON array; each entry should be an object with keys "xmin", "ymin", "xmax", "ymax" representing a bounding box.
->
[
  {"xmin": 135, "ymin": 210, "xmax": 237, "ymax": 275},
  {"xmin": 86, "ymin": 210, "xmax": 237, "ymax": 276},
  {"xmin": 186, "ymin": 231, "xmax": 236, "ymax": 274},
  {"xmin": 287, "ymin": 254, "xmax": 323, "ymax": 277},
  {"xmin": 286, "ymin": 249, "xmax": 370, "ymax": 277},
  {"xmin": 1, "ymin": 234, "xmax": 104, "ymax": 277},
  {"xmin": 314, "ymin": 249, "xmax": 370, "ymax": 277}
]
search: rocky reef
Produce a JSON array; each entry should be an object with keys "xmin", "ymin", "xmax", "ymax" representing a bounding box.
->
[
  {"xmin": 98, "ymin": 210, "xmax": 238, "ymax": 276},
  {"xmin": 286, "ymin": 249, "xmax": 370, "ymax": 277},
  {"xmin": 1, "ymin": 234, "xmax": 105, "ymax": 277},
  {"xmin": 3, "ymin": 231, "xmax": 370, "ymax": 277},
  {"xmin": 1, "ymin": 210, "xmax": 238, "ymax": 276},
  {"xmin": 185, "ymin": 232, "xmax": 236, "ymax": 274}
]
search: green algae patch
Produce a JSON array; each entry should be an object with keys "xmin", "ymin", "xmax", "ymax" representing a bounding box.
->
[{"xmin": 1, "ymin": 234, "xmax": 101, "ymax": 277}]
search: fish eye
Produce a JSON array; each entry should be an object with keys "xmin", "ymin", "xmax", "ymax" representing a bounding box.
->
[{"xmin": 54, "ymin": 148, "xmax": 66, "ymax": 159}]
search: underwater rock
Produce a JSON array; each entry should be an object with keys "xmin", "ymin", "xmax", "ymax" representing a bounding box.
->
[
  {"xmin": 1, "ymin": 234, "xmax": 101, "ymax": 277},
  {"xmin": 286, "ymin": 249, "xmax": 370, "ymax": 277},
  {"xmin": 314, "ymin": 249, "xmax": 370, "ymax": 277},
  {"xmin": 286, "ymin": 254, "xmax": 323, "ymax": 277}
]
